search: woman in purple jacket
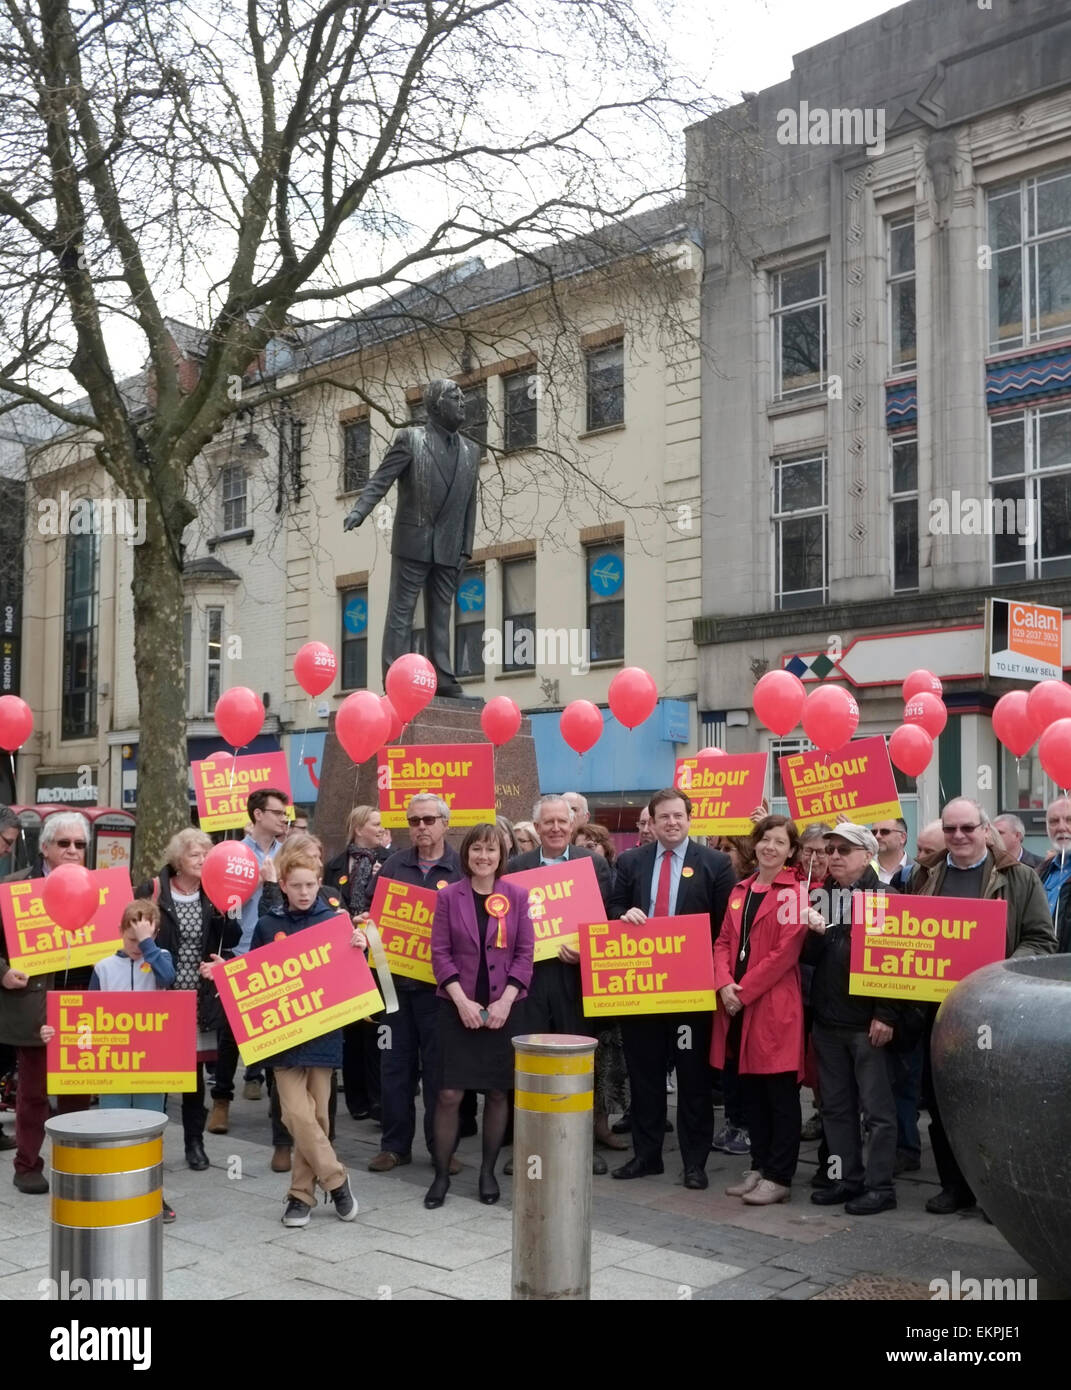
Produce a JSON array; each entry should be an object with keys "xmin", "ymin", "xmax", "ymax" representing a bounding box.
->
[{"xmin": 427, "ymin": 822, "xmax": 534, "ymax": 1210}]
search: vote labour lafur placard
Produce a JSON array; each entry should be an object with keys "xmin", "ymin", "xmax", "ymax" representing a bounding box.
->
[
  {"xmin": 367, "ymin": 876, "xmax": 437, "ymax": 984},
  {"xmin": 0, "ymin": 868, "xmax": 131, "ymax": 978},
  {"xmin": 46, "ymin": 991, "xmax": 197, "ymax": 1095},
  {"xmin": 377, "ymin": 744, "xmax": 495, "ymax": 829},
  {"xmin": 674, "ymin": 754, "xmax": 769, "ymax": 835},
  {"xmin": 849, "ymin": 893, "xmax": 1008, "ymax": 1003},
  {"xmin": 779, "ymin": 736, "xmax": 902, "ymax": 830},
  {"xmin": 192, "ymin": 752, "xmax": 294, "ymax": 832},
  {"xmin": 580, "ymin": 913, "xmax": 716, "ymax": 1016},
  {"xmin": 503, "ymin": 857, "xmax": 606, "ymax": 963},
  {"xmin": 215, "ymin": 914, "xmax": 383, "ymax": 1064}
]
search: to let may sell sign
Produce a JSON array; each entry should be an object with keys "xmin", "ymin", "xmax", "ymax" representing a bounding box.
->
[
  {"xmin": 849, "ymin": 893, "xmax": 1007, "ymax": 1004},
  {"xmin": 215, "ymin": 914, "xmax": 383, "ymax": 1064},
  {"xmin": 46, "ymin": 991, "xmax": 197, "ymax": 1095},
  {"xmin": 580, "ymin": 913, "xmax": 716, "ymax": 1016},
  {"xmin": 674, "ymin": 753, "xmax": 769, "ymax": 835},
  {"xmin": 192, "ymin": 752, "xmax": 294, "ymax": 832},
  {"xmin": 779, "ymin": 736, "xmax": 902, "ymax": 830},
  {"xmin": 504, "ymin": 858, "xmax": 605, "ymax": 963},
  {"xmin": 0, "ymin": 868, "xmax": 131, "ymax": 977},
  {"xmin": 378, "ymin": 744, "xmax": 495, "ymax": 829},
  {"xmin": 368, "ymin": 876, "xmax": 437, "ymax": 984}
]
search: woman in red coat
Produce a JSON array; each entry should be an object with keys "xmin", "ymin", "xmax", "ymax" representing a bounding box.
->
[{"xmin": 712, "ymin": 815, "xmax": 817, "ymax": 1206}]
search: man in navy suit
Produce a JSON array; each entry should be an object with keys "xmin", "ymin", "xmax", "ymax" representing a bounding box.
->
[{"xmin": 608, "ymin": 789, "xmax": 734, "ymax": 1189}]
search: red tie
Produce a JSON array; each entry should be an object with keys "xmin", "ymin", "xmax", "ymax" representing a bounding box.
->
[{"xmin": 654, "ymin": 850, "xmax": 673, "ymax": 918}]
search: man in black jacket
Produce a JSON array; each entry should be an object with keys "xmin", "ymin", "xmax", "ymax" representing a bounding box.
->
[{"xmin": 608, "ymin": 789, "xmax": 734, "ymax": 1189}]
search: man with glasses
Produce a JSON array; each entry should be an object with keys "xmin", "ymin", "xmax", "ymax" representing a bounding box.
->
[
  {"xmin": 1039, "ymin": 798, "xmax": 1071, "ymax": 950},
  {"xmin": 0, "ymin": 812, "xmax": 93, "ymax": 1193},
  {"xmin": 365, "ymin": 794, "xmax": 463, "ymax": 1174},
  {"xmin": 871, "ymin": 818, "xmax": 910, "ymax": 885},
  {"xmin": 904, "ymin": 797, "xmax": 1055, "ymax": 1213}
]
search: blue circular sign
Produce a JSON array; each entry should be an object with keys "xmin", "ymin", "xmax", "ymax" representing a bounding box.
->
[
  {"xmin": 343, "ymin": 594, "xmax": 368, "ymax": 635},
  {"xmin": 457, "ymin": 576, "xmax": 486, "ymax": 614},
  {"xmin": 589, "ymin": 551, "xmax": 623, "ymax": 597}
]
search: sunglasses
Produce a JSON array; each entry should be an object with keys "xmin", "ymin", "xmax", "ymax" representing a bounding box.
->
[
  {"xmin": 825, "ymin": 844, "xmax": 864, "ymax": 856},
  {"xmin": 408, "ymin": 815, "xmax": 442, "ymax": 827},
  {"xmin": 873, "ymin": 828, "xmax": 902, "ymax": 836},
  {"xmin": 942, "ymin": 824, "xmax": 981, "ymax": 835},
  {"xmin": 55, "ymin": 839, "xmax": 88, "ymax": 849}
]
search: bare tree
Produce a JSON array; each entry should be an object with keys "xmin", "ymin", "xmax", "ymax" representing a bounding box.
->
[{"xmin": 0, "ymin": 0, "xmax": 707, "ymax": 876}]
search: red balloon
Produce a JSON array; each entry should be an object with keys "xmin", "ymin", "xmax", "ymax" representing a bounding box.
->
[
  {"xmin": 214, "ymin": 687, "xmax": 265, "ymax": 749},
  {"xmin": 903, "ymin": 691, "xmax": 947, "ymax": 739},
  {"xmin": 607, "ymin": 667, "xmax": 658, "ymax": 730},
  {"xmin": 903, "ymin": 669, "xmax": 943, "ymax": 701},
  {"xmin": 379, "ymin": 696, "xmax": 403, "ymax": 745},
  {"xmin": 1038, "ymin": 717, "xmax": 1071, "ymax": 790},
  {"xmin": 753, "ymin": 669, "xmax": 805, "ymax": 736},
  {"xmin": 1027, "ymin": 679, "xmax": 1071, "ymax": 735},
  {"xmin": 802, "ymin": 685, "xmax": 857, "ymax": 753},
  {"xmin": 385, "ymin": 654, "xmax": 437, "ymax": 722},
  {"xmin": 42, "ymin": 864, "xmax": 99, "ymax": 931},
  {"xmin": 0, "ymin": 695, "xmax": 33, "ymax": 752},
  {"xmin": 337, "ymin": 691, "xmax": 391, "ymax": 765},
  {"xmin": 889, "ymin": 725, "xmax": 934, "ymax": 778},
  {"xmin": 481, "ymin": 697, "xmax": 521, "ymax": 747},
  {"xmin": 560, "ymin": 700, "xmax": 603, "ymax": 755},
  {"xmin": 201, "ymin": 841, "xmax": 260, "ymax": 915},
  {"xmin": 696, "ymin": 746, "xmax": 727, "ymax": 759},
  {"xmin": 992, "ymin": 690, "xmax": 1035, "ymax": 759},
  {"xmin": 294, "ymin": 642, "xmax": 338, "ymax": 697}
]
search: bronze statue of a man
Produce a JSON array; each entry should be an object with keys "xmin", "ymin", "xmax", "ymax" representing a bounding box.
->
[{"xmin": 343, "ymin": 379, "xmax": 479, "ymax": 699}]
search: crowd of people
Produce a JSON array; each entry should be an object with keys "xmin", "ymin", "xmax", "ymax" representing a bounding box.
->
[{"xmin": 0, "ymin": 785, "xmax": 1067, "ymax": 1228}]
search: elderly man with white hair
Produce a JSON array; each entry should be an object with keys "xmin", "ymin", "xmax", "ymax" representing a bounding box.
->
[{"xmin": 0, "ymin": 812, "xmax": 94, "ymax": 1193}]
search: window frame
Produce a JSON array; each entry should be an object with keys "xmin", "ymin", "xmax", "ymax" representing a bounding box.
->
[
  {"xmin": 989, "ymin": 402, "xmax": 1071, "ymax": 582},
  {"xmin": 502, "ymin": 555, "xmax": 536, "ymax": 673},
  {"xmin": 887, "ymin": 217, "xmax": 917, "ymax": 375},
  {"xmin": 454, "ymin": 565, "xmax": 486, "ymax": 679},
  {"xmin": 987, "ymin": 165, "xmax": 1071, "ymax": 354},
  {"xmin": 61, "ymin": 519, "xmax": 99, "ymax": 741},
  {"xmin": 584, "ymin": 340, "xmax": 625, "ymax": 432},
  {"xmin": 205, "ymin": 606, "xmax": 223, "ymax": 715},
  {"xmin": 772, "ymin": 452, "xmax": 828, "ymax": 610},
  {"xmin": 220, "ymin": 464, "xmax": 248, "ymax": 534},
  {"xmin": 586, "ymin": 544, "xmax": 625, "ymax": 663},
  {"xmin": 771, "ymin": 257, "xmax": 827, "ymax": 400},
  {"xmin": 340, "ymin": 587, "xmax": 369, "ymax": 691},
  {"xmin": 503, "ymin": 369, "xmax": 538, "ymax": 452},
  {"xmin": 890, "ymin": 433, "xmax": 920, "ymax": 594},
  {"xmin": 341, "ymin": 418, "xmax": 370, "ymax": 495}
]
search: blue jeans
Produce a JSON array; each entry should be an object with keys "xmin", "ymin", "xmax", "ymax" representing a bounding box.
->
[
  {"xmin": 890, "ymin": 1040, "xmax": 923, "ymax": 1157},
  {"xmin": 380, "ymin": 983, "xmax": 441, "ymax": 1157}
]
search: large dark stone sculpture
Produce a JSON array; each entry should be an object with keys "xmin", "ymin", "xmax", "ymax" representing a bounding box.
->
[
  {"xmin": 344, "ymin": 379, "xmax": 479, "ymax": 698},
  {"xmin": 932, "ymin": 955, "xmax": 1071, "ymax": 1295}
]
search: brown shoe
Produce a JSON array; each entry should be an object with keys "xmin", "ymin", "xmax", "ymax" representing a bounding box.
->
[
  {"xmin": 368, "ymin": 1151, "xmax": 412, "ymax": 1172},
  {"xmin": 742, "ymin": 1178, "xmax": 790, "ymax": 1205},
  {"xmin": 206, "ymin": 1100, "xmax": 230, "ymax": 1135},
  {"xmin": 725, "ymin": 1170, "xmax": 762, "ymax": 1197},
  {"xmin": 594, "ymin": 1122, "xmax": 629, "ymax": 1151},
  {"xmin": 271, "ymin": 1145, "xmax": 292, "ymax": 1173},
  {"xmin": 449, "ymin": 1155, "xmax": 462, "ymax": 1176}
]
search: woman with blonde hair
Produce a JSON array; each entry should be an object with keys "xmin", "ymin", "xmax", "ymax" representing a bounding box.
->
[{"xmin": 512, "ymin": 820, "xmax": 538, "ymax": 855}]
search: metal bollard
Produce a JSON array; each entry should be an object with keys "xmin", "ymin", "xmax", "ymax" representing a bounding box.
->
[
  {"xmin": 511, "ymin": 1033, "xmax": 598, "ymax": 1301},
  {"xmin": 45, "ymin": 1109, "xmax": 167, "ymax": 1301}
]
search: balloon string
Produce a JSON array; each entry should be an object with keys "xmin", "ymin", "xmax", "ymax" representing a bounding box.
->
[
  {"xmin": 297, "ymin": 699, "xmax": 310, "ymax": 792},
  {"xmin": 228, "ymin": 749, "xmax": 238, "ymax": 790}
]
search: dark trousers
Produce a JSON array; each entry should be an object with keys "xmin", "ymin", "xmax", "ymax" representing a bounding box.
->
[
  {"xmin": 813, "ymin": 1022, "xmax": 896, "ymax": 1195},
  {"xmin": 515, "ymin": 957, "xmax": 585, "ymax": 1036},
  {"xmin": 383, "ymin": 557, "xmax": 459, "ymax": 686},
  {"xmin": 381, "ymin": 983, "xmax": 441, "ymax": 1156},
  {"xmin": 891, "ymin": 1040, "xmax": 923, "ymax": 1158},
  {"xmin": 721, "ymin": 1058, "xmax": 745, "ymax": 1128},
  {"xmin": 621, "ymin": 1011, "xmax": 714, "ymax": 1170},
  {"xmin": 922, "ymin": 1011, "xmax": 974, "ymax": 1199},
  {"xmin": 181, "ymin": 1061, "xmax": 207, "ymax": 1143},
  {"xmin": 740, "ymin": 1071, "xmax": 801, "ymax": 1185},
  {"xmin": 342, "ymin": 1020, "xmax": 382, "ymax": 1117},
  {"xmin": 14, "ymin": 1046, "xmax": 89, "ymax": 1175},
  {"xmin": 213, "ymin": 1018, "xmax": 240, "ymax": 1101}
]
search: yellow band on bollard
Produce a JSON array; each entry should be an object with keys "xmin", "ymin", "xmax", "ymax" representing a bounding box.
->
[
  {"xmin": 513, "ymin": 1052, "xmax": 594, "ymax": 1077},
  {"xmin": 514, "ymin": 1089, "xmax": 592, "ymax": 1114},
  {"xmin": 52, "ymin": 1139, "xmax": 163, "ymax": 1176},
  {"xmin": 52, "ymin": 1189, "xmax": 162, "ymax": 1229}
]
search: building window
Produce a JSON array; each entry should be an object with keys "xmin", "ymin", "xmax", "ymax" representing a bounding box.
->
[
  {"xmin": 288, "ymin": 418, "xmax": 305, "ymax": 503},
  {"xmin": 770, "ymin": 736, "xmax": 809, "ymax": 807},
  {"xmin": 773, "ymin": 453, "xmax": 827, "ymax": 609},
  {"xmin": 205, "ymin": 607, "xmax": 223, "ymax": 714},
  {"xmin": 772, "ymin": 258, "xmax": 826, "ymax": 399},
  {"xmin": 183, "ymin": 608, "xmax": 192, "ymax": 715},
  {"xmin": 342, "ymin": 419, "xmax": 370, "ymax": 494},
  {"xmin": 888, "ymin": 217, "xmax": 917, "ymax": 374},
  {"xmin": 462, "ymin": 381, "xmax": 488, "ymax": 451},
  {"xmin": 891, "ymin": 435, "xmax": 919, "ymax": 593},
  {"xmin": 455, "ymin": 567, "xmax": 486, "ymax": 679},
  {"xmin": 585, "ymin": 340, "xmax": 624, "ymax": 431},
  {"xmin": 502, "ymin": 557, "xmax": 536, "ymax": 672},
  {"xmin": 341, "ymin": 589, "xmax": 368, "ymax": 690},
  {"xmin": 988, "ymin": 166, "xmax": 1071, "ymax": 353},
  {"xmin": 990, "ymin": 404, "xmax": 1071, "ymax": 582},
  {"xmin": 61, "ymin": 524, "xmax": 98, "ymax": 740},
  {"xmin": 220, "ymin": 465, "xmax": 247, "ymax": 533},
  {"xmin": 503, "ymin": 369, "xmax": 538, "ymax": 451},
  {"xmin": 587, "ymin": 545, "xmax": 624, "ymax": 662}
]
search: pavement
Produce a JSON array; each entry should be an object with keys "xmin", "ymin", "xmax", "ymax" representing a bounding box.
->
[{"xmin": 0, "ymin": 1089, "xmax": 1041, "ymax": 1301}]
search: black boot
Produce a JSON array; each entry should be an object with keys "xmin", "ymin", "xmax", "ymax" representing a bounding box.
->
[{"xmin": 185, "ymin": 1137, "xmax": 209, "ymax": 1171}]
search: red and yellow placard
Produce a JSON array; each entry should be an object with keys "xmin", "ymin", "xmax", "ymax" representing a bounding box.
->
[
  {"xmin": 580, "ymin": 913, "xmax": 716, "ymax": 1016},
  {"xmin": 674, "ymin": 753, "xmax": 769, "ymax": 835},
  {"xmin": 368, "ymin": 876, "xmax": 437, "ymax": 984},
  {"xmin": 377, "ymin": 743, "xmax": 495, "ymax": 829},
  {"xmin": 779, "ymin": 736, "xmax": 902, "ymax": 830},
  {"xmin": 214, "ymin": 913, "xmax": 383, "ymax": 1063},
  {"xmin": 46, "ymin": 990, "xmax": 197, "ymax": 1094},
  {"xmin": 849, "ymin": 893, "xmax": 1007, "ymax": 1003},
  {"xmin": 192, "ymin": 751, "xmax": 294, "ymax": 832},
  {"xmin": 504, "ymin": 858, "xmax": 606, "ymax": 962},
  {"xmin": 0, "ymin": 868, "xmax": 131, "ymax": 978}
]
